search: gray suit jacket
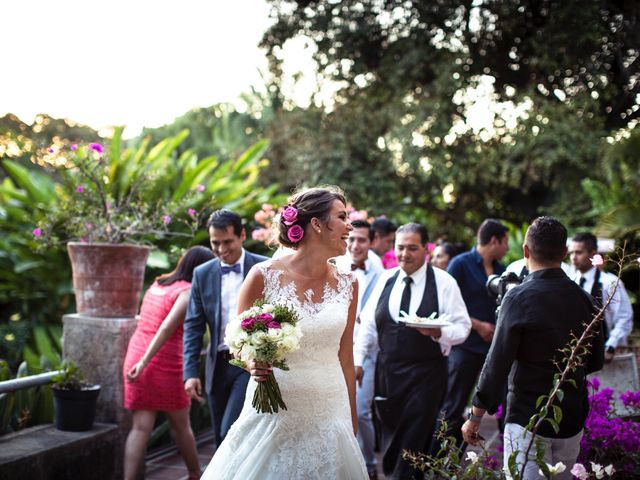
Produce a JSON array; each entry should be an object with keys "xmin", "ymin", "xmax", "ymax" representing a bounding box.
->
[{"xmin": 183, "ymin": 250, "xmax": 268, "ymax": 394}]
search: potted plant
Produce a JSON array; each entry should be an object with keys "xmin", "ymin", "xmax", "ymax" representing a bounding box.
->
[
  {"xmin": 51, "ymin": 360, "xmax": 101, "ymax": 432},
  {"xmin": 32, "ymin": 128, "xmax": 206, "ymax": 317}
]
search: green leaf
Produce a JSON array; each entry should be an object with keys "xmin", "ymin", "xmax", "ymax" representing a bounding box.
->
[
  {"xmin": 546, "ymin": 418, "xmax": 560, "ymax": 434},
  {"xmin": 555, "ymin": 389, "xmax": 564, "ymax": 403},
  {"xmin": 535, "ymin": 394, "xmax": 547, "ymax": 408},
  {"xmin": 552, "ymin": 405, "xmax": 563, "ymax": 425},
  {"xmin": 1, "ymin": 159, "xmax": 56, "ymax": 205}
]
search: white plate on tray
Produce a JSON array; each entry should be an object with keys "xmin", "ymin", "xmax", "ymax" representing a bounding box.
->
[{"xmin": 398, "ymin": 312, "xmax": 452, "ymax": 329}]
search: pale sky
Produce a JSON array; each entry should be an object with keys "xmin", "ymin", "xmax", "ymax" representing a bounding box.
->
[{"xmin": 2, "ymin": 0, "xmax": 281, "ymax": 137}]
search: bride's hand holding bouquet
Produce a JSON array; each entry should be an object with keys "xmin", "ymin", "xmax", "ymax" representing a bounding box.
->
[{"xmin": 225, "ymin": 300, "xmax": 303, "ymax": 414}]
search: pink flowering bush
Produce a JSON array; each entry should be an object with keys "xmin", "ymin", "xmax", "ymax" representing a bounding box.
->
[
  {"xmin": 578, "ymin": 377, "xmax": 640, "ymax": 478},
  {"xmin": 34, "ymin": 129, "xmax": 207, "ymax": 245}
]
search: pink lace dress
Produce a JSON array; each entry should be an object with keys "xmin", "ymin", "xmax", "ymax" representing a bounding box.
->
[{"xmin": 123, "ymin": 280, "xmax": 191, "ymax": 411}]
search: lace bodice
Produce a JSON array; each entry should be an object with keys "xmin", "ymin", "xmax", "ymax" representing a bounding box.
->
[{"xmin": 202, "ymin": 260, "xmax": 368, "ymax": 479}]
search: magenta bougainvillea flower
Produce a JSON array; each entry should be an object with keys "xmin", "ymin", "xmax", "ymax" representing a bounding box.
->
[
  {"xmin": 162, "ymin": 215, "xmax": 171, "ymax": 225},
  {"xmin": 89, "ymin": 143, "xmax": 104, "ymax": 154},
  {"xmin": 32, "ymin": 228, "xmax": 42, "ymax": 237},
  {"xmin": 75, "ymin": 186, "xmax": 84, "ymax": 193}
]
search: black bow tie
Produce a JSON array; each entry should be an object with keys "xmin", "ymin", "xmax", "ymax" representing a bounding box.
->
[
  {"xmin": 221, "ymin": 264, "xmax": 241, "ymax": 275},
  {"xmin": 351, "ymin": 263, "xmax": 366, "ymax": 272}
]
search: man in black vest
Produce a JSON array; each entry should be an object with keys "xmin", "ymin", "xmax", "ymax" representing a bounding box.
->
[
  {"xmin": 354, "ymin": 223, "xmax": 471, "ymax": 480},
  {"xmin": 569, "ymin": 232, "xmax": 634, "ymax": 362}
]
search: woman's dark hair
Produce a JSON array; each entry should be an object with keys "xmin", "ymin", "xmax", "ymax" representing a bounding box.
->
[
  {"xmin": 277, "ymin": 186, "xmax": 347, "ymax": 249},
  {"xmin": 157, "ymin": 246, "xmax": 215, "ymax": 285},
  {"xmin": 439, "ymin": 242, "xmax": 457, "ymax": 258}
]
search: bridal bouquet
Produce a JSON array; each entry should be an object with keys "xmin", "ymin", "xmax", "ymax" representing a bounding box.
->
[{"xmin": 225, "ymin": 300, "xmax": 302, "ymax": 414}]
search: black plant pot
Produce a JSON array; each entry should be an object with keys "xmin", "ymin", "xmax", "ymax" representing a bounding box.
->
[{"xmin": 52, "ymin": 385, "xmax": 101, "ymax": 432}]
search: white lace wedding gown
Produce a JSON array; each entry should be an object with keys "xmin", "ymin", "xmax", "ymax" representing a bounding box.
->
[{"xmin": 201, "ymin": 261, "xmax": 369, "ymax": 479}]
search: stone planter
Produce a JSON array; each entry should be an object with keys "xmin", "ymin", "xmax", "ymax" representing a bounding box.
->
[{"xmin": 67, "ymin": 243, "xmax": 150, "ymax": 317}]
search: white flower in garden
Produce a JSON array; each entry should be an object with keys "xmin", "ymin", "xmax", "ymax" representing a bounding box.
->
[
  {"xmin": 591, "ymin": 462, "xmax": 605, "ymax": 479},
  {"xmin": 539, "ymin": 462, "xmax": 566, "ymax": 476},
  {"xmin": 465, "ymin": 451, "xmax": 479, "ymax": 464},
  {"xmin": 571, "ymin": 463, "xmax": 589, "ymax": 480},
  {"xmin": 590, "ymin": 254, "xmax": 604, "ymax": 267},
  {"xmin": 604, "ymin": 465, "xmax": 615, "ymax": 476}
]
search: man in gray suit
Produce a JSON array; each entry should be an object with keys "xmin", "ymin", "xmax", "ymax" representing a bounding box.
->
[{"xmin": 183, "ymin": 209, "xmax": 268, "ymax": 446}]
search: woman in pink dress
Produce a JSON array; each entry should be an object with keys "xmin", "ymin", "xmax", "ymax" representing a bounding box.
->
[{"xmin": 123, "ymin": 246, "xmax": 215, "ymax": 480}]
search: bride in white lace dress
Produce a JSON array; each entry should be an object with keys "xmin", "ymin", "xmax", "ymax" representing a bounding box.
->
[{"xmin": 202, "ymin": 187, "xmax": 369, "ymax": 480}]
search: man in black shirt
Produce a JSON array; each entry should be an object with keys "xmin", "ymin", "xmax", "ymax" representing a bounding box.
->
[{"xmin": 461, "ymin": 216, "xmax": 604, "ymax": 479}]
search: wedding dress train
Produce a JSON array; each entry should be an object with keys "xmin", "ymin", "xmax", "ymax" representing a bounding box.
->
[{"xmin": 201, "ymin": 261, "xmax": 368, "ymax": 479}]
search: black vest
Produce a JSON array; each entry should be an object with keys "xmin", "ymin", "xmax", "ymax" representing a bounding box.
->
[
  {"xmin": 590, "ymin": 269, "xmax": 609, "ymax": 340},
  {"xmin": 375, "ymin": 264, "xmax": 442, "ymax": 363}
]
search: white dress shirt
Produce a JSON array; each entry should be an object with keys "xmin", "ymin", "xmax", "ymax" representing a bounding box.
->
[
  {"xmin": 574, "ymin": 266, "xmax": 634, "ymax": 349},
  {"xmin": 367, "ymin": 249, "xmax": 385, "ymax": 271},
  {"xmin": 219, "ymin": 249, "xmax": 245, "ymax": 351},
  {"xmin": 354, "ymin": 262, "xmax": 471, "ymax": 365},
  {"xmin": 506, "ymin": 258, "xmax": 573, "ymax": 276}
]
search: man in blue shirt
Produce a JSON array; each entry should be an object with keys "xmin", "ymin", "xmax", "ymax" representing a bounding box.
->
[{"xmin": 431, "ymin": 218, "xmax": 509, "ymax": 451}]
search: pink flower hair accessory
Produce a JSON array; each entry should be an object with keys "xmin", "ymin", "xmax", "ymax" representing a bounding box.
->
[
  {"xmin": 287, "ymin": 224, "xmax": 304, "ymax": 243},
  {"xmin": 281, "ymin": 205, "xmax": 299, "ymax": 226}
]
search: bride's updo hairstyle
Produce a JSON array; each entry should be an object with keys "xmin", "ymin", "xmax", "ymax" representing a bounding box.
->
[{"xmin": 277, "ymin": 186, "xmax": 347, "ymax": 250}]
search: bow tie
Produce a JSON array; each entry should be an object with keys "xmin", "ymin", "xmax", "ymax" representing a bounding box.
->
[
  {"xmin": 351, "ymin": 263, "xmax": 366, "ymax": 272},
  {"xmin": 221, "ymin": 264, "xmax": 241, "ymax": 275}
]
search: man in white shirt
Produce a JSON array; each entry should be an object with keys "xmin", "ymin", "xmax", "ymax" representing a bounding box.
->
[
  {"xmin": 183, "ymin": 210, "xmax": 268, "ymax": 446},
  {"xmin": 337, "ymin": 219, "xmax": 384, "ymax": 479},
  {"xmin": 354, "ymin": 223, "xmax": 471, "ymax": 480},
  {"xmin": 569, "ymin": 232, "xmax": 634, "ymax": 362}
]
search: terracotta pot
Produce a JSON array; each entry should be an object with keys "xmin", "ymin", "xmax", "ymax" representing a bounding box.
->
[{"xmin": 67, "ymin": 243, "xmax": 151, "ymax": 317}]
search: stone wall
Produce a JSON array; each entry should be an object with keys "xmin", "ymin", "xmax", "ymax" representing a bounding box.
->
[{"xmin": 0, "ymin": 423, "xmax": 119, "ymax": 480}]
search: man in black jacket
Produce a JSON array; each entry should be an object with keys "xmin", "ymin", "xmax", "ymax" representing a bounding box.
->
[{"xmin": 461, "ymin": 216, "xmax": 604, "ymax": 479}]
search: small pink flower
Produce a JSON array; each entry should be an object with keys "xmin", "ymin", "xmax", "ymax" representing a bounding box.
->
[
  {"xmin": 75, "ymin": 186, "xmax": 84, "ymax": 193},
  {"xmin": 254, "ymin": 210, "xmax": 270, "ymax": 224},
  {"xmin": 257, "ymin": 313, "xmax": 274, "ymax": 323},
  {"xmin": 241, "ymin": 317, "xmax": 256, "ymax": 330},
  {"xmin": 187, "ymin": 208, "xmax": 197, "ymax": 219},
  {"xmin": 162, "ymin": 215, "xmax": 171, "ymax": 225},
  {"xmin": 106, "ymin": 202, "xmax": 113, "ymax": 210},
  {"xmin": 86, "ymin": 223, "xmax": 93, "ymax": 230},
  {"xmin": 590, "ymin": 254, "xmax": 604, "ymax": 267},
  {"xmin": 570, "ymin": 463, "xmax": 588, "ymax": 480},
  {"xmin": 262, "ymin": 203, "xmax": 273, "ymax": 212},
  {"xmin": 47, "ymin": 147, "xmax": 55, "ymax": 154},
  {"xmin": 70, "ymin": 144, "xmax": 78, "ymax": 151},
  {"xmin": 287, "ymin": 224, "xmax": 304, "ymax": 243},
  {"xmin": 32, "ymin": 227, "xmax": 42, "ymax": 237},
  {"xmin": 281, "ymin": 206, "xmax": 299, "ymax": 226},
  {"xmin": 197, "ymin": 184, "xmax": 205, "ymax": 193},
  {"xmin": 267, "ymin": 320, "xmax": 281, "ymax": 329},
  {"xmin": 89, "ymin": 143, "xmax": 104, "ymax": 154},
  {"xmin": 252, "ymin": 228, "xmax": 269, "ymax": 241}
]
